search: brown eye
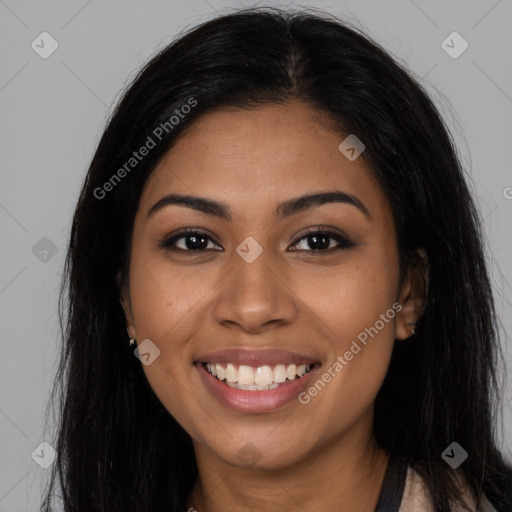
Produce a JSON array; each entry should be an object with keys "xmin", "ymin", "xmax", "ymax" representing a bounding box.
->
[
  {"xmin": 290, "ymin": 228, "xmax": 355, "ymax": 253},
  {"xmin": 158, "ymin": 229, "xmax": 222, "ymax": 252},
  {"xmin": 157, "ymin": 227, "xmax": 355, "ymax": 254}
]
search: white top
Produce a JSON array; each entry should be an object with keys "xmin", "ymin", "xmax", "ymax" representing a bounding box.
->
[{"xmin": 398, "ymin": 465, "xmax": 498, "ymax": 512}]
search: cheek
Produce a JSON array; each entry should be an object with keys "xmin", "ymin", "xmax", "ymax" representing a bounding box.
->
[
  {"xmin": 140, "ymin": 356, "xmax": 203, "ymax": 428},
  {"xmin": 127, "ymin": 250, "xmax": 218, "ymax": 436},
  {"xmin": 293, "ymin": 247, "xmax": 399, "ymax": 405},
  {"xmin": 128, "ymin": 247, "xmax": 216, "ymax": 342},
  {"xmin": 298, "ymin": 255, "xmax": 399, "ymax": 349}
]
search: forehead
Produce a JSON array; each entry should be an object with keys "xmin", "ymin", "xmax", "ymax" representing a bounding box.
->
[{"xmin": 139, "ymin": 101, "xmax": 392, "ymax": 225}]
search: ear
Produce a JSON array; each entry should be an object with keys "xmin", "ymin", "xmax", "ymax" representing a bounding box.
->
[
  {"xmin": 117, "ymin": 269, "xmax": 136, "ymax": 340},
  {"xmin": 395, "ymin": 247, "xmax": 429, "ymax": 340}
]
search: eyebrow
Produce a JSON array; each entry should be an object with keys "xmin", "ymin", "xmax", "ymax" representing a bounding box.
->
[{"xmin": 146, "ymin": 190, "xmax": 371, "ymax": 222}]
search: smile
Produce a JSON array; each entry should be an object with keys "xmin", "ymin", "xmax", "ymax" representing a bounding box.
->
[
  {"xmin": 195, "ymin": 348, "xmax": 322, "ymax": 412},
  {"xmin": 204, "ymin": 362, "xmax": 313, "ymax": 390}
]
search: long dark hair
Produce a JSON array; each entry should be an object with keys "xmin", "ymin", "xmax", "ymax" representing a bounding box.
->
[{"xmin": 41, "ymin": 6, "xmax": 512, "ymax": 511}]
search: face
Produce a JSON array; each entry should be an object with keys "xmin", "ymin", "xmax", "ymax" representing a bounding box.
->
[{"xmin": 121, "ymin": 100, "xmax": 423, "ymax": 471}]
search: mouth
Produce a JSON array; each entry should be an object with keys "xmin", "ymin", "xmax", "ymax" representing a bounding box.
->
[
  {"xmin": 202, "ymin": 362, "xmax": 315, "ymax": 390},
  {"xmin": 194, "ymin": 349, "xmax": 321, "ymax": 412}
]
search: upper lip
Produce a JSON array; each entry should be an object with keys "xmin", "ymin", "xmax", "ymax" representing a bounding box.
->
[{"xmin": 195, "ymin": 348, "xmax": 320, "ymax": 367}]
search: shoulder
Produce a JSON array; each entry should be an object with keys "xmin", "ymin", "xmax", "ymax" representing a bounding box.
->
[{"xmin": 398, "ymin": 465, "xmax": 499, "ymax": 512}]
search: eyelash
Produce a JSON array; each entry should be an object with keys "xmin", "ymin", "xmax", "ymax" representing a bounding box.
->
[{"xmin": 157, "ymin": 227, "xmax": 355, "ymax": 255}]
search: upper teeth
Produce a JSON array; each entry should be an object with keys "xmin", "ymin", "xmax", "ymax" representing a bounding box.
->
[{"xmin": 206, "ymin": 363, "xmax": 312, "ymax": 386}]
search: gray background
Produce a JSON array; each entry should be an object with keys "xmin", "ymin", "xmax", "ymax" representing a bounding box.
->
[{"xmin": 1, "ymin": 0, "xmax": 511, "ymax": 509}]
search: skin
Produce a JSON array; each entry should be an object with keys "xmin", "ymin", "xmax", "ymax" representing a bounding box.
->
[{"xmin": 120, "ymin": 99, "xmax": 428, "ymax": 512}]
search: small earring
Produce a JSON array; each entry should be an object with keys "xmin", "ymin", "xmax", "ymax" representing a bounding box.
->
[
  {"xmin": 406, "ymin": 327, "xmax": 416, "ymax": 337},
  {"xmin": 129, "ymin": 337, "xmax": 136, "ymax": 347}
]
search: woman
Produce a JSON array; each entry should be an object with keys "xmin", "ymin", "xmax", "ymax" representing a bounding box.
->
[{"xmin": 41, "ymin": 7, "xmax": 512, "ymax": 512}]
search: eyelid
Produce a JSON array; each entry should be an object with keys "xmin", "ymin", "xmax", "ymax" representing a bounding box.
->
[
  {"xmin": 157, "ymin": 225, "xmax": 355, "ymax": 253},
  {"xmin": 156, "ymin": 227, "xmax": 222, "ymax": 251},
  {"xmin": 289, "ymin": 226, "xmax": 355, "ymax": 252},
  {"xmin": 291, "ymin": 225, "xmax": 351, "ymax": 244}
]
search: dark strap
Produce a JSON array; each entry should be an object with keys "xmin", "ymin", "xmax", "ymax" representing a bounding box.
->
[{"xmin": 373, "ymin": 454, "xmax": 408, "ymax": 512}]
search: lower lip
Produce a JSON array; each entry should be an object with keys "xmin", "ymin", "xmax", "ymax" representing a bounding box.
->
[{"xmin": 196, "ymin": 362, "xmax": 320, "ymax": 413}]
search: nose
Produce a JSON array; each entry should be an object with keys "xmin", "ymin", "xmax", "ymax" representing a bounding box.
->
[{"xmin": 212, "ymin": 245, "xmax": 299, "ymax": 334}]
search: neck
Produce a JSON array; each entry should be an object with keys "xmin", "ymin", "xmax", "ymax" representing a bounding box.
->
[{"xmin": 187, "ymin": 419, "xmax": 390, "ymax": 512}]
